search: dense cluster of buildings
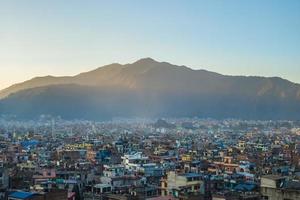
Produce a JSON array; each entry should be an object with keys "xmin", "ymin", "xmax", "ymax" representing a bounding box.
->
[{"xmin": 0, "ymin": 117, "xmax": 299, "ymax": 200}]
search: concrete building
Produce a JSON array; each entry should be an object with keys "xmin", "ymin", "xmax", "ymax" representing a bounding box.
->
[
  {"xmin": 161, "ymin": 171, "xmax": 203, "ymax": 198},
  {"xmin": 261, "ymin": 175, "xmax": 300, "ymax": 200}
]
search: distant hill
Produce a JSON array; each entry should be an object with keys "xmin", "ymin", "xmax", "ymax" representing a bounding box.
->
[
  {"xmin": 154, "ymin": 119, "xmax": 176, "ymax": 129},
  {"xmin": 1, "ymin": 58, "xmax": 300, "ymax": 120}
]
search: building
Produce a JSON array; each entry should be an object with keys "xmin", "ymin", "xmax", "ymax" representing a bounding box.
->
[
  {"xmin": 161, "ymin": 172, "xmax": 203, "ymax": 198},
  {"xmin": 261, "ymin": 175, "xmax": 300, "ymax": 200}
]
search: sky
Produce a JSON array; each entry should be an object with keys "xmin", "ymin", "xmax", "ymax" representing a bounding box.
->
[{"xmin": 0, "ymin": 0, "xmax": 299, "ymax": 90}]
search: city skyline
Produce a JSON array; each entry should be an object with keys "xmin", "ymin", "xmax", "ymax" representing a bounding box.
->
[
  {"xmin": 1, "ymin": 0, "xmax": 300, "ymax": 90},
  {"xmin": 1, "ymin": 1, "xmax": 300, "ymax": 199}
]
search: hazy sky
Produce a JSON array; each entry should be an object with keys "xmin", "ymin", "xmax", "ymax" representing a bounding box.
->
[{"xmin": 0, "ymin": 0, "xmax": 300, "ymax": 90}]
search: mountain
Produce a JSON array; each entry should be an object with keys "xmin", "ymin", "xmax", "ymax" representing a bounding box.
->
[{"xmin": 1, "ymin": 58, "xmax": 300, "ymax": 120}]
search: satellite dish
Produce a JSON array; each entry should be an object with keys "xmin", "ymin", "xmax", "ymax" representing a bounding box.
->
[{"xmin": 280, "ymin": 181, "xmax": 284, "ymax": 188}]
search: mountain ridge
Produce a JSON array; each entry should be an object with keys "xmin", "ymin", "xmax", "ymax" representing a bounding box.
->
[
  {"xmin": 1, "ymin": 58, "xmax": 300, "ymax": 120},
  {"xmin": 2, "ymin": 58, "xmax": 298, "ymax": 99}
]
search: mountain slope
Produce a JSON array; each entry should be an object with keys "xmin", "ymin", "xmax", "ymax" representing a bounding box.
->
[{"xmin": 1, "ymin": 58, "xmax": 300, "ymax": 120}]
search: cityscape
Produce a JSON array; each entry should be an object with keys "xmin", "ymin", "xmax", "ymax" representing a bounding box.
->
[
  {"xmin": 0, "ymin": 117, "xmax": 299, "ymax": 199},
  {"xmin": 1, "ymin": 1, "xmax": 300, "ymax": 200}
]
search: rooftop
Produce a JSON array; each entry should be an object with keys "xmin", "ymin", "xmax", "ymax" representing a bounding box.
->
[
  {"xmin": 9, "ymin": 191, "xmax": 37, "ymax": 199},
  {"xmin": 181, "ymin": 173, "xmax": 201, "ymax": 178}
]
